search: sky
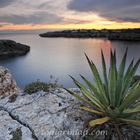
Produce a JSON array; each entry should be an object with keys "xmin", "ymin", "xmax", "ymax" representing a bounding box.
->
[{"xmin": 0, "ymin": 0, "xmax": 140, "ymax": 30}]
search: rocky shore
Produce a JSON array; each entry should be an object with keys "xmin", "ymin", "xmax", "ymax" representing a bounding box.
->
[
  {"xmin": 0, "ymin": 67, "xmax": 140, "ymax": 140},
  {"xmin": 40, "ymin": 28, "xmax": 140, "ymax": 41},
  {"xmin": 0, "ymin": 67, "xmax": 92, "ymax": 140},
  {"xmin": 0, "ymin": 40, "xmax": 30, "ymax": 59}
]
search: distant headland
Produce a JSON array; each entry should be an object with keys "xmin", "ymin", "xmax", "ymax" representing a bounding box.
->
[
  {"xmin": 40, "ymin": 28, "xmax": 140, "ymax": 41},
  {"xmin": 0, "ymin": 40, "xmax": 30, "ymax": 59}
]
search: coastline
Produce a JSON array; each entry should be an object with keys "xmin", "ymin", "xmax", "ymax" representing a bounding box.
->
[{"xmin": 39, "ymin": 28, "xmax": 140, "ymax": 41}]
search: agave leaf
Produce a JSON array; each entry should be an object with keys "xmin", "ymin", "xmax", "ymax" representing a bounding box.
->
[
  {"xmin": 117, "ymin": 59, "xmax": 134, "ymax": 106},
  {"xmin": 64, "ymin": 88, "xmax": 93, "ymax": 106},
  {"xmin": 89, "ymin": 117, "xmax": 110, "ymax": 127},
  {"xmin": 119, "ymin": 48, "xmax": 128, "ymax": 77},
  {"xmin": 85, "ymin": 54, "xmax": 109, "ymax": 105},
  {"xmin": 122, "ymin": 59, "xmax": 140, "ymax": 97},
  {"xmin": 124, "ymin": 59, "xmax": 134, "ymax": 80},
  {"xmin": 80, "ymin": 74, "xmax": 97, "ymax": 95},
  {"xmin": 131, "ymin": 78, "xmax": 140, "ymax": 89},
  {"xmin": 101, "ymin": 50, "xmax": 108, "ymax": 87},
  {"xmin": 80, "ymin": 75, "xmax": 105, "ymax": 106},
  {"xmin": 116, "ymin": 48, "xmax": 127, "ymax": 106},
  {"xmin": 101, "ymin": 50, "xmax": 109, "ymax": 101},
  {"xmin": 113, "ymin": 50, "xmax": 118, "ymax": 105},
  {"xmin": 70, "ymin": 76, "xmax": 105, "ymax": 110},
  {"xmin": 123, "ymin": 103, "xmax": 140, "ymax": 114},
  {"xmin": 119, "ymin": 118, "xmax": 140, "ymax": 126},
  {"xmin": 108, "ymin": 50, "xmax": 117, "ymax": 107},
  {"xmin": 85, "ymin": 53, "xmax": 104, "ymax": 93},
  {"xmin": 121, "ymin": 102, "xmax": 140, "ymax": 116},
  {"xmin": 119, "ymin": 86, "xmax": 140, "ymax": 111},
  {"xmin": 80, "ymin": 106, "xmax": 103, "ymax": 115}
]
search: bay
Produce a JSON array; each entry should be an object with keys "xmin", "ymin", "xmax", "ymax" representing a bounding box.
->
[{"xmin": 0, "ymin": 33, "xmax": 140, "ymax": 88}]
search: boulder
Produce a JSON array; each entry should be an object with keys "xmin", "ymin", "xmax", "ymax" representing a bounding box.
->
[
  {"xmin": 0, "ymin": 67, "xmax": 18, "ymax": 97},
  {"xmin": 0, "ymin": 40, "xmax": 30, "ymax": 59}
]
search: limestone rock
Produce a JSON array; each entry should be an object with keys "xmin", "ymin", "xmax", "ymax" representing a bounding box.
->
[
  {"xmin": 0, "ymin": 89, "xmax": 92, "ymax": 140},
  {"xmin": 0, "ymin": 110, "xmax": 34, "ymax": 140},
  {"xmin": 0, "ymin": 66, "xmax": 18, "ymax": 97}
]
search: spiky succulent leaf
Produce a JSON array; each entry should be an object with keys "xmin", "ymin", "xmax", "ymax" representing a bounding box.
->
[
  {"xmin": 64, "ymin": 88, "xmax": 93, "ymax": 106},
  {"xmin": 89, "ymin": 117, "xmax": 110, "ymax": 127},
  {"xmin": 101, "ymin": 50, "xmax": 109, "ymax": 102},
  {"xmin": 70, "ymin": 76, "xmax": 105, "ymax": 110},
  {"xmin": 116, "ymin": 48, "xmax": 127, "ymax": 106},
  {"xmin": 85, "ymin": 54, "xmax": 109, "ymax": 106},
  {"xmin": 119, "ymin": 118, "xmax": 140, "ymax": 126},
  {"xmin": 122, "ymin": 59, "xmax": 140, "ymax": 99},
  {"xmin": 80, "ymin": 106, "xmax": 103, "ymax": 115},
  {"xmin": 79, "ymin": 75, "xmax": 105, "ymax": 108},
  {"xmin": 123, "ymin": 103, "xmax": 140, "ymax": 114},
  {"xmin": 119, "ymin": 86, "xmax": 140, "ymax": 111},
  {"xmin": 101, "ymin": 50, "xmax": 108, "ymax": 86},
  {"xmin": 108, "ymin": 50, "xmax": 117, "ymax": 107}
]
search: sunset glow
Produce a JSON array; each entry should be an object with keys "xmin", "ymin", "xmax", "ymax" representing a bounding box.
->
[
  {"xmin": 0, "ymin": 0, "xmax": 140, "ymax": 31},
  {"xmin": 1, "ymin": 22, "xmax": 140, "ymax": 31}
]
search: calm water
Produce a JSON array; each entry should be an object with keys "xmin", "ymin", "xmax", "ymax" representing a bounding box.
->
[{"xmin": 0, "ymin": 33, "xmax": 140, "ymax": 88}]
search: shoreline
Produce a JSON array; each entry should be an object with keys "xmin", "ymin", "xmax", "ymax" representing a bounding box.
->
[{"xmin": 39, "ymin": 28, "xmax": 140, "ymax": 41}]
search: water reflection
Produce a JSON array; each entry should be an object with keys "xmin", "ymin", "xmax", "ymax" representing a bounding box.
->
[{"xmin": 0, "ymin": 34, "xmax": 140, "ymax": 88}]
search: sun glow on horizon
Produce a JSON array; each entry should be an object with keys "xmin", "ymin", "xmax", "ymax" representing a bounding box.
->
[
  {"xmin": 0, "ymin": 0, "xmax": 140, "ymax": 31},
  {"xmin": 0, "ymin": 11, "xmax": 140, "ymax": 31},
  {"xmin": 0, "ymin": 21, "xmax": 140, "ymax": 31}
]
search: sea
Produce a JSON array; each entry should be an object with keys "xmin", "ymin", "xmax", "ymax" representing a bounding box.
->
[{"xmin": 0, "ymin": 31, "xmax": 140, "ymax": 88}]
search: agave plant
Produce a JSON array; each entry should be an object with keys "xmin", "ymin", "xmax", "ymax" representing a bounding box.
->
[{"xmin": 66, "ymin": 48, "xmax": 140, "ymax": 138}]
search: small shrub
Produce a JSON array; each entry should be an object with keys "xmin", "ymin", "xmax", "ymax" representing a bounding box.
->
[{"xmin": 24, "ymin": 77, "xmax": 61, "ymax": 94}]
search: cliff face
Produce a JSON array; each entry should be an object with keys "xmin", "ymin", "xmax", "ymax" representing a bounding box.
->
[{"xmin": 0, "ymin": 40, "xmax": 30, "ymax": 59}]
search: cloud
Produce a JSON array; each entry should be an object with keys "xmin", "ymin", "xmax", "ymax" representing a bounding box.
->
[
  {"xmin": 0, "ymin": 0, "xmax": 69, "ymax": 25},
  {"xmin": 0, "ymin": 0, "xmax": 16, "ymax": 8},
  {"xmin": 67, "ymin": 0, "xmax": 140, "ymax": 22},
  {"xmin": 0, "ymin": 12, "xmax": 63, "ymax": 24}
]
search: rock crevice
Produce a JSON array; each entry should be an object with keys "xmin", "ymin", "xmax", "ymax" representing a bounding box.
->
[{"xmin": 0, "ymin": 106, "xmax": 38, "ymax": 140}]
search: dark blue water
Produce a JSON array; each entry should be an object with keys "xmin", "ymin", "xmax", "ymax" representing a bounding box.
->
[{"xmin": 0, "ymin": 33, "xmax": 140, "ymax": 88}]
